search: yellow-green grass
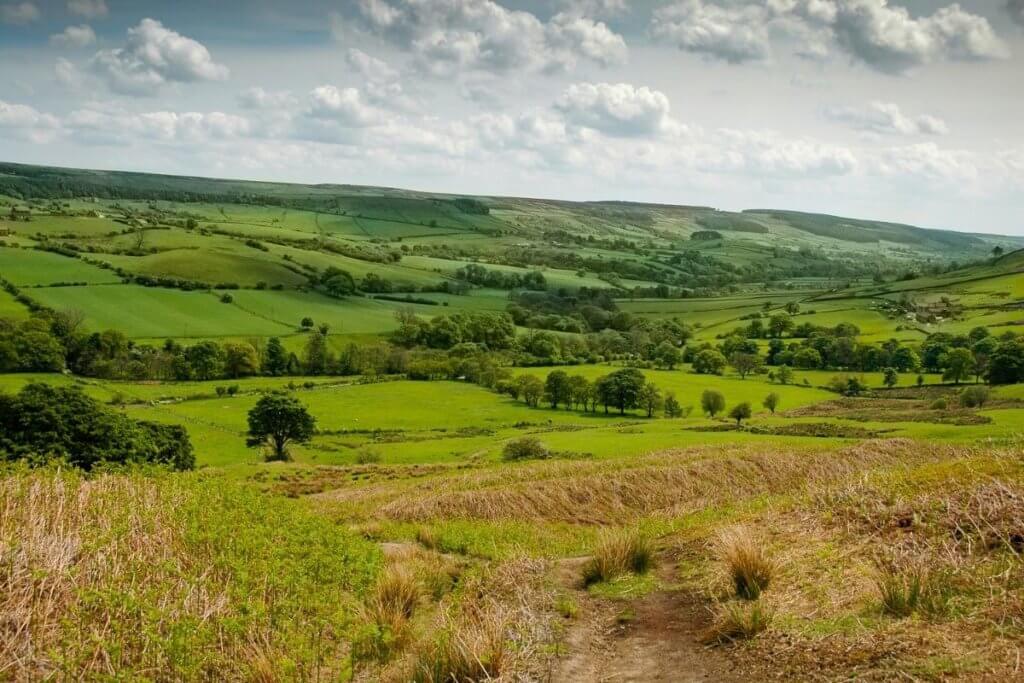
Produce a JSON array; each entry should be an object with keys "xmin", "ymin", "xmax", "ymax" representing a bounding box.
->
[
  {"xmin": 228, "ymin": 289, "xmax": 442, "ymax": 335},
  {"xmin": 98, "ymin": 248, "xmax": 308, "ymax": 287},
  {"xmin": 399, "ymin": 254, "xmax": 615, "ymax": 290},
  {"xmin": 0, "ymin": 469, "xmax": 382, "ymax": 680},
  {"xmin": 28, "ymin": 285, "xmax": 293, "ymax": 338},
  {"xmin": 268, "ymin": 242, "xmax": 444, "ymax": 288},
  {"xmin": 0, "ymin": 287, "xmax": 28, "ymax": 318},
  {"xmin": 0, "ymin": 247, "xmax": 121, "ymax": 285},
  {"xmin": 0, "ymin": 214, "xmax": 127, "ymax": 236}
]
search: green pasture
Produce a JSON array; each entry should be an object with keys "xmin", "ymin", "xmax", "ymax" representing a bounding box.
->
[
  {"xmin": 0, "ymin": 247, "xmax": 121, "ymax": 285},
  {"xmin": 29, "ymin": 285, "xmax": 292, "ymax": 338},
  {"xmin": 0, "ymin": 288, "xmax": 28, "ymax": 318},
  {"xmin": 99, "ymin": 248, "xmax": 308, "ymax": 288}
]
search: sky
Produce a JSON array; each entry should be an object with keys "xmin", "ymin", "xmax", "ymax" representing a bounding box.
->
[{"xmin": 1, "ymin": 1, "xmax": 1023, "ymax": 235}]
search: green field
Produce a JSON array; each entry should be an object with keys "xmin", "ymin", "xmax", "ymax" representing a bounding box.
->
[{"xmin": 0, "ymin": 246, "xmax": 121, "ymax": 285}]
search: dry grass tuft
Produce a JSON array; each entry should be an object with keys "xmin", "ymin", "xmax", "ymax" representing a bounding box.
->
[
  {"xmin": 367, "ymin": 565, "xmax": 423, "ymax": 634},
  {"xmin": 717, "ymin": 526, "xmax": 775, "ymax": 600},
  {"xmin": 375, "ymin": 440, "xmax": 963, "ymax": 524},
  {"xmin": 873, "ymin": 552, "xmax": 956, "ymax": 619},
  {"xmin": 582, "ymin": 528, "xmax": 653, "ymax": 585},
  {"xmin": 704, "ymin": 601, "xmax": 774, "ymax": 644}
]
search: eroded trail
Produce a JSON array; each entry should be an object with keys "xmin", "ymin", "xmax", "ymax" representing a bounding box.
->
[{"xmin": 554, "ymin": 553, "xmax": 741, "ymax": 683}]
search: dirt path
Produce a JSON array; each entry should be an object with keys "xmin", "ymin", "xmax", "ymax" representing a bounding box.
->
[{"xmin": 553, "ymin": 552, "xmax": 741, "ymax": 683}]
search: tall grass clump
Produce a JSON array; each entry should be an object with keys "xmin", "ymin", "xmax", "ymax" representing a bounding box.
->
[
  {"xmin": 704, "ymin": 602, "xmax": 774, "ymax": 644},
  {"xmin": 0, "ymin": 468, "xmax": 381, "ymax": 680},
  {"xmin": 718, "ymin": 526, "xmax": 776, "ymax": 600},
  {"xmin": 874, "ymin": 557, "xmax": 955, "ymax": 619},
  {"xmin": 582, "ymin": 528, "xmax": 653, "ymax": 585}
]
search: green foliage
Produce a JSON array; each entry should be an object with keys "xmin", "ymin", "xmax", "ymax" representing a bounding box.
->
[
  {"xmin": 729, "ymin": 402, "xmax": 752, "ymax": 425},
  {"xmin": 693, "ymin": 348, "xmax": 727, "ymax": 375},
  {"xmin": 246, "ymin": 393, "xmax": 316, "ymax": 462},
  {"xmin": 762, "ymin": 392, "xmax": 780, "ymax": 414},
  {"xmin": 502, "ymin": 436, "xmax": 550, "ymax": 461},
  {"xmin": 0, "ymin": 383, "xmax": 194, "ymax": 470},
  {"xmin": 701, "ymin": 389, "xmax": 726, "ymax": 417},
  {"xmin": 959, "ymin": 385, "xmax": 990, "ymax": 408}
]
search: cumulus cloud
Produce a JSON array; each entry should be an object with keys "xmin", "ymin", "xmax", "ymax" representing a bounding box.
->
[
  {"xmin": 307, "ymin": 86, "xmax": 379, "ymax": 126},
  {"xmin": 653, "ymin": 0, "xmax": 773, "ymax": 64},
  {"xmin": 90, "ymin": 18, "xmax": 230, "ymax": 96},
  {"xmin": 346, "ymin": 48, "xmax": 399, "ymax": 82},
  {"xmin": 64, "ymin": 107, "xmax": 250, "ymax": 145},
  {"xmin": 831, "ymin": 0, "xmax": 1009, "ymax": 74},
  {"xmin": 1, "ymin": 1, "xmax": 40, "ymax": 24},
  {"xmin": 342, "ymin": 0, "xmax": 627, "ymax": 74},
  {"xmin": 825, "ymin": 101, "xmax": 948, "ymax": 136},
  {"xmin": 653, "ymin": 0, "xmax": 1009, "ymax": 73},
  {"xmin": 237, "ymin": 87, "xmax": 296, "ymax": 110},
  {"xmin": 0, "ymin": 100, "xmax": 60, "ymax": 142},
  {"xmin": 555, "ymin": 82, "xmax": 675, "ymax": 137},
  {"xmin": 50, "ymin": 24, "xmax": 97, "ymax": 48},
  {"xmin": 67, "ymin": 0, "xmax": 107, "ymax": 19}
]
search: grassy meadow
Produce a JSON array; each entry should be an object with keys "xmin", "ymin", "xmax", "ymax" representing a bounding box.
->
[{"xmin": 2, "ymin": 165, "xmax": 1024, "ymax": 680}]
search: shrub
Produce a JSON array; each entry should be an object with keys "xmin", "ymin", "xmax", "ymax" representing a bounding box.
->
[
  {"xmin": 959, "ymin": 385, "xmax": 990, "ymax": 408},
  {"xmin": 729, "ymin": 402, "xmax": 752, "ymax": 426},
  {"xmin": 718, "ymin": 527, "xmax": 775, "ymax": 600},
  {"xmin": 875, "ymin": 561, "xmax": 923, "ymax": 618},
  {"xmin": 704, "ymin": 601, "xmax": 773, "ymax": 643},
  {"xmin": 701, "ymin": 389, "xmax": 726, "ymax": 417},
  {"xmin": 502, "ymin": 436, "xmax": 550, "ymax": 461},
  {"xmin": 930, "ymin": 397, "xmax": 948, "ymax": 410},
  {"xmin": 874, "ymin": 558, "xmax": 955, "ymax": 619},
  {"xmin": 582, "ymin": 529, "xmax": 653, "ymax": 585},
  {"xmin": 356, "ymin": 448, "xmax": 382, "ymax": 465}
]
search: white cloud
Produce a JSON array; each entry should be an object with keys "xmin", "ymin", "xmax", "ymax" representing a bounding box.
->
[
  {"xmin": 556, "ymin": 82, "xmax": 675, "ymax": 137},
  {"xmin": 50, "ymin": 24, "xmax": 97, "ymax": 48},
  {"xmin": 346, "ymin": 48, "xmax": 399, "ymax": 82},
  {"xmin": 237, "ymin": 87, "xmax": 296, "ymax": 110},
  {"xmin": 54, "ymin": 57, "xmax": 85, "ymax": 89},
  {"xmin": 831, "ymin": 0, "xmax": 1010, "ymax": 74},
  {"xmin": 652, "ymin": 0, "xmax": 773, "ymax": 64},
  {"xmin": 653, "ymin": 0, "xmax": 1009, "ymax": 73},
  {"xmin": 67, "ymin": 0, "xmax": 106, "ymax": 19},
  {"xmin": 825, "ymin": 101, "xmax": 948, "ymax": 136},
  {"xmin": 344, "ymin": 0, "xmax": 627, "ymax": 74},
  {"xmin": 0, "ymin": 99, "xmax": 60, "ymax": 142},
  {"xmin": 874, "ymin": 142, "xmax": 979, "ymax": 184},
  {"xmin": 65, "ymin": 107, "xmax": 250, "ymax": 144},
  {"xmin": 1, "ymin": 1, "xmax": 40, "ymax": 24},
  {"xmin": 89, "ymin": 18, "xmax": 230, "ymax": 96},
  {"xmin": 307, "ymin": 86, "xmax": 379, "ymax": 126}
]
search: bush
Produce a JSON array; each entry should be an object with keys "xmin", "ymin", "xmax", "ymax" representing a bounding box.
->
[
  {"xmin": 704, "ymin": 602, "xmax": 773, "ymax": 643},
  {"xmin": 959, "ymin": 385, "xmax": 990, "ymax": 408},
  {"xmin": 930, "ymin": 397, "xmax": 948, "ymax": 410},
  {"xmin": 718, "ymin": 527, "xmax": 775, "ymax": 600},
  {"xmin": 356, "ymin": 448, "xmax": 382, "ymax": 465},
  {"xmin": 582, "ymin": 529, "xmax": 653, "ymax": 585},
  {"xmin": 501, "ymin": 437, "xmax": 550, "ymax": 461},
  {"xmin": 0, "ymin": 383, "xmax": 194, "ymax": 471}
]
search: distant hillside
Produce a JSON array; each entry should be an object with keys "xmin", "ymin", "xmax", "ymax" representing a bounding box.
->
[{"xmin": 1, "ymin": 161, "xmax": 1021, "ymax": 259}]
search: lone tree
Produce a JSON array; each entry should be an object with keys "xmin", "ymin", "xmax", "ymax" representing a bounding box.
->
[
  {"xmin": 729, "ymin": 402, "xmax": 752, "ymax": 426},
  {"xmin": 776, "ymin": 365, "xmax": 794, "ymax": 385},
  {"xmin": 701, "ymin": 389, "xmax": 726, "ymax": 417},
  {"xmin": 664, "ymin": 391, "xmax": 683, "ymax": 418},
  {"xmin": 883, "ymin": 367, "xmax": 899, "ymax": 389},
  {"xmin": 638, "ymin": 382, "xmax": 664, "ymax": 418},
  {"xmin": 762, "ymin": 392, "xmax": 780, "ymax": 415},
  {"xmin": 247, "ymin": 393, "xmax": 316, "ymax": 462}
]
